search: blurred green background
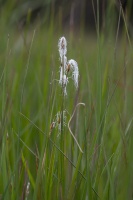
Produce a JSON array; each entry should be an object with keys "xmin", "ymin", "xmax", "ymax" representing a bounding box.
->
[
  {"xmin": 0, "ymin": 0, "xmax": 132, "ymax": 31},
  {"xmin": 0, "ymin": 0, "xmax": 133, "ymax": 200}
]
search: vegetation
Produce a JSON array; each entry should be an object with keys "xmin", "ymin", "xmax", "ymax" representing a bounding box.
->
[{"xmin": 0, "ymin": 1, "xmax": 133, "ymax": 200}]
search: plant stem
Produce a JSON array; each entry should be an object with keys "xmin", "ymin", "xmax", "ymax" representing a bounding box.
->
[{"xmin": 60, "ymin": 54, "xmax": 65, "ymax": 198}]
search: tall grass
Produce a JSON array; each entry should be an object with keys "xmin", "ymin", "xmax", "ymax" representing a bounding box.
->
[{"xmin": 0, "ymin": 1, "xmax": 133, "ymax": 200}]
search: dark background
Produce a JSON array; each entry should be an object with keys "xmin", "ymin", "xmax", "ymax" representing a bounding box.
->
[{"xmin": 0, "ymin": 0, "xmax": 133, "ymax": 36}]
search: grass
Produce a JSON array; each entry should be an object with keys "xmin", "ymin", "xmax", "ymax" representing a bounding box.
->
[{"xmin": 1, "ymin": 2, "xmax": 133, "ymax": 200}]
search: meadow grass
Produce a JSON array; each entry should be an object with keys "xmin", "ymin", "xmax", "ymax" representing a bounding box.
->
[{"xmin": 0, "ymin": 3, "xmax": 133, "ymax": 200}]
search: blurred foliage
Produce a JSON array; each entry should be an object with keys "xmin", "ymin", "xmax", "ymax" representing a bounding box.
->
[
  {"xmin": 0, "ymin": 0, "xmax": 133, "ymax": 34},
  {"xmin": 0, "ymin": 0, "xmax": 133, "ymax": 199}
]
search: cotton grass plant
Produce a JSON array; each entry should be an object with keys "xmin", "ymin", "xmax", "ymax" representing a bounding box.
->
[
  {"xmin": 58, "ymin": 36, "xmax": 79, "ymax": 95},
  {"xmin": 50, "ymin": 36, "xmax": 84, "ymax": 153},
  {"xmin": 1, "ymin": 1, "xmax": 133, "ymax": 199}
]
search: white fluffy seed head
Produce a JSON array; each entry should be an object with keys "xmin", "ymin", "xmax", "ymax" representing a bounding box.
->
[
  {"xmin": 58, "ymin": 37, "xmax": 67, "ymax": 58},
  {"xmin": 58, "ymin": 36, "xmax": 79, "ymax": 94},
  {"xmin": 67, "ymin": 59, "xmax": 79, "ymax": 89}
]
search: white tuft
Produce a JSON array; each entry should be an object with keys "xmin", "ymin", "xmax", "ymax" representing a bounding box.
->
[
  {"xmin": 58, "ymin": 37, "xmax": 67, "ymax": 58},
  {"xmin": 68, "ymin": 59, "xmax": 79, "ymax": 89}
]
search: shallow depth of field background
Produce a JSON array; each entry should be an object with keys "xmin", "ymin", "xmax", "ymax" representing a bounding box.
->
[{"xmin": 0, "ymin": 0, "xmax": 133, "ymax": 200}]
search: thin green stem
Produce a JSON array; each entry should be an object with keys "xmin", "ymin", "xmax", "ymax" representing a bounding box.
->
[
  {"xmin": 68, "ymin": 103, "xmax": 85, "ymax": 153},
  {"xmin": 60, "ymin": 53, "xmax": 65, "ymax": 197}
]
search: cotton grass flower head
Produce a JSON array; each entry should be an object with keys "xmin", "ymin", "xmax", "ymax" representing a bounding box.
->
[
  {"xmin": 67, "ymin": 59, "xmax": 79, "ymax": 89},
  {"xmin": 58, "ymin": 36, "xmax": 67, "ymax": 58},
  {"xmin": 58, "ymin": 36, "xmax": 79, "ymax": 95}
]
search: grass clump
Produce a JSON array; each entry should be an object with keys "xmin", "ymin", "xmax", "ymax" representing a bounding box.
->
[{"xmin": 0, "ymin": 2, "xmax": 133, "ymax": 200}]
